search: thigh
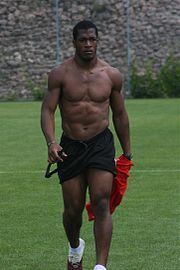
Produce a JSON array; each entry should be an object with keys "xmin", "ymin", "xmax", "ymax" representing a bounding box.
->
[
  {"xmin": 61, "ymin": 173, "xmax": 87, "ymax": 212},
  {"xmin": 86, "ymin": 168, "xmax": 113, "ymax": 204}
]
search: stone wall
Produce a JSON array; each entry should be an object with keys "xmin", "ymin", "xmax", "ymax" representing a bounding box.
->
[{"xmin": 0, "ymin": 0, "xmax": 179, "ymax": 99}]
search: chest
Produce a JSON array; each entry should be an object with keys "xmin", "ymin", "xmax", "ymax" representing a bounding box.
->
[{"xmin": 62, "ymin": 70, "xmax": 112, "ymax": 102}]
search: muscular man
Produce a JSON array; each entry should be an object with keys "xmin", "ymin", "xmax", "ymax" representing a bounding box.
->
[{"xmin": 41, "ymin": 20, "xmax": 132, "ymax": 270}]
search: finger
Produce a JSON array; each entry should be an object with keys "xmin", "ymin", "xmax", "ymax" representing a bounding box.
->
[
  {"xmin": 61, "ymin": 151, "xmax": 68, "ymax": 157},
  {"xmin": 50, "ymin": 150, "xmax": 59, "ymax": 159},
  {"xmin": 49, "ymin": 151, "xmax": 60, "ymax": 162},
  {"xmin": 48, "ymin": 157, "xmax": 55, "ymax": 164},
  {"xmin": 58, "ymin": 150, "xmax": 68, "ymax": 160},
  {"xmin": 61, "ymin": 153, "xmax": 68, "ymax": 161},
  {"xmin": 51, "ymin": 151, "xmax": 64, "ymax": 162}
]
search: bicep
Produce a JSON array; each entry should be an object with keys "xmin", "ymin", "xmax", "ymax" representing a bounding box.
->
[
  {"xmin": 109, "ymin": 68, "xmax": 126, "ymax": 115},
  {"xmin": 42, "ymin": 69, "xmax": 61, "ymax": 113},
  {"xmin": 110, "ymin": 90, "xmax": 126, "ymax": 116},
  {"xmin": 42, "ymin": 89, "xmax": 60, "ymax": 113}
]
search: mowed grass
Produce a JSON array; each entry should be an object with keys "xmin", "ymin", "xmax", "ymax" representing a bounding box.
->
[{"xmin": 0, "ymin": 99, "xmax": 179, "ymax": 270}]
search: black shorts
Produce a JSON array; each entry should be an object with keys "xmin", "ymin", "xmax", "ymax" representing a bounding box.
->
[{"xmin": 57, "ymin": 128, "xmax": 116, "ymax": 184}]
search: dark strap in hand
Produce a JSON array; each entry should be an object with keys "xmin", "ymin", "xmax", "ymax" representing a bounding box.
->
[{"xmin": 44, "ymin": 140, "xmax": 88, "ymax": 179}]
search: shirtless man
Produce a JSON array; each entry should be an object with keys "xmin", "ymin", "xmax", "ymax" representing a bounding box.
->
[{"xmin": 41, "ymin": 20, "xmax": 132, "ymax": 270}]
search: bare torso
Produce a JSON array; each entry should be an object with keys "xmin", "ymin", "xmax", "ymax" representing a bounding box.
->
[
  {"xmin": 58, "ymin": 58, "xmax": 114, "ymax": 140},
  {"xmin": 41, "ymin": 26, "xmax": 130, "ymax": 166}
]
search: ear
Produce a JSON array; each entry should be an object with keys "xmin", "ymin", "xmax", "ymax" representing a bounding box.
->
[{"xmin": 73, "ymin": 39, "xmax": 76, "ymax": 48}]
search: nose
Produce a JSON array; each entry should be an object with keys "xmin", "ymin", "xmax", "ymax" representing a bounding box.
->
[{"xmin": 85, "ymin": 40, "xmax": 92, "ymax": 46}]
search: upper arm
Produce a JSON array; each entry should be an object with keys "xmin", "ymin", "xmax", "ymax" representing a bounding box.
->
[
  {"xmin": 42, "ymin": 67, "xmax": 62, "ymax": 113},
  {"xmin": 109, "ymin": 69, "xmax": 126, "ymax": 116}
]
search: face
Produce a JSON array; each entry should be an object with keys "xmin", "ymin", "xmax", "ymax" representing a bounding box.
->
[{"xmin": 73, "ymin": 28, "xmax": 98, "ymax": 61}]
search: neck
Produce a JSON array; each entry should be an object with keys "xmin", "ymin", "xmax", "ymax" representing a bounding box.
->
[{"xmin": 74, "ymin": 54, "xmax": 97, "ymax": 70}]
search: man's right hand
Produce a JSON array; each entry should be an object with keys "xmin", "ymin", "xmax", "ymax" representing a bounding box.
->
[{"xmin": 48, "ymin": 143, "xmax": 67, "ymax": 163}]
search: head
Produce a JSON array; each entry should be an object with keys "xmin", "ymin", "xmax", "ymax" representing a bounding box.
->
[{"xmin": 73, "ymin": 20, "xmax": 98, "ymax": 61}]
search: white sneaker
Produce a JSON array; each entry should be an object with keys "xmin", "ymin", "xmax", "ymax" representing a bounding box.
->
[
  {"xmin": 68, "ymin": 238, "xmax": 85, "ymax": 269},
  {"xmin": 93, "ymin": 265, "xmax": 107, "ymax": 270}
]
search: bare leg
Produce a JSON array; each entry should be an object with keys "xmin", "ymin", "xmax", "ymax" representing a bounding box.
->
[
  {"xmin": 87, "ymin": 169, "xmax": 113, "ymax": 266},
  {"xmin": 93, "ymin": 201, "xmax": 113, "ymax": 266},
  {"xmin": 61, "ymin": 174, "xmax": 87, "ymax": 248}
]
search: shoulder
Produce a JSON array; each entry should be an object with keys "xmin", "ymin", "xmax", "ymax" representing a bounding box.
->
[
  {"xmin": 98, "ymin": 59, "xmax": 123, "ymax": 90},
  {"xmin": 107, "ymin": 66, "xmax": 123, "ymax": 88},
  {"xmin": 48, "ymin": 58, "xmax": 73, "ymax": 90},
  {"xmin": 49, "ymin": 58, "xmax": 73, "ymax": 80}
]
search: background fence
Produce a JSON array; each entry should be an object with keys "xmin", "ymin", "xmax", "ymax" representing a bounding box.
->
[{"xmin": 0, "ymin": 0, "xmax": 179, "ymax": 100}]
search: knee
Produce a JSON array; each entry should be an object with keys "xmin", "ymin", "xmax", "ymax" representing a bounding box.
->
[
  {"xmin": 64, "ymin": 203, "xmax": 84, "ymax": 221},
  {"xmin": 91, "ymin": 196, "xmax": 110, "ymax": 219}
]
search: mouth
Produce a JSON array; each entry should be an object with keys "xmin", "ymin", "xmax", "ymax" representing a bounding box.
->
[{"xmin": 84, "ymin": 51, "xmax": 93, "ymax": 54}]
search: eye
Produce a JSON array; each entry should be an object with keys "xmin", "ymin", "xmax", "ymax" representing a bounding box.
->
[
  {"xmin": 89, "ymin": 37, "xmax": 97, "ymax": 42},
  {"xmin": 78, "ymin": 37, "xmax": 98, "ymax": 44},
  {"xmin": 78, "ymin": 38, "xmax": 86, "ymax": 43}
]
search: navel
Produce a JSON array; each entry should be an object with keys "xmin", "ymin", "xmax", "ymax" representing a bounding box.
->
[{"xmin": 83, "ymin": 127, "xmax": 88, "ymax": 130}]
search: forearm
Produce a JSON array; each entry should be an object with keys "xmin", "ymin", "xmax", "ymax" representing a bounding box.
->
[
  {"xmin": 41, "ymin": 108, "xmax": 56, "ymax": 144},
  {"xmin": 112, "ymin": 111, "xmax": 131, "ymax": 155}
]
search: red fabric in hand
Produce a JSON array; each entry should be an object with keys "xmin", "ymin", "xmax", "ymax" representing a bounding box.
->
[{"xmin": 85, "ymin": 154, "xmax": 133, "ymax": 221}]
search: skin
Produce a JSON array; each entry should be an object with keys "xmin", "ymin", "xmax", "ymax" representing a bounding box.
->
[{"xmin": 41, "ymin": 28, "xmax": 131, "ymax": 267}]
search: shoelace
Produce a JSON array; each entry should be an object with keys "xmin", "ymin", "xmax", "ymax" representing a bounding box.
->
[{"xmin": 69, "ymin": 254, "xmax": 81, "ymax": 267}]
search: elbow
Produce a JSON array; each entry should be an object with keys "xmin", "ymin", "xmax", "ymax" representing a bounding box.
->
[
  {"xmin": 112, "ymin": 110, "xmax": 124, "ymax": 120},
  {"xmin": 41, "ymin": 102, "xmax": 55, "ymax": 116},
  {"xmin": 40, "ymin": 105, "xmax": 54, "ymax": 126},
  {"xmin": 112, "ymin": 110, "xmax": 129, "ymax": 124}
]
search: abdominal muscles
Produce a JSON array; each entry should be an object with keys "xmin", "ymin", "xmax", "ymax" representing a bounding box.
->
[{"xmin": 60, "ymin": 99, "xmax": 109, "ymax": 140}]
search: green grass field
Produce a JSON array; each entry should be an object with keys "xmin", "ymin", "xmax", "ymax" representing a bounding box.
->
[{"xmin": 0, "ymin": 99, "xmax": 179, "ymax": 270}]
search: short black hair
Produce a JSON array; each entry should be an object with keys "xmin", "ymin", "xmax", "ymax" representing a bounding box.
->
[{"xmin": 73, "ymin": 20, "xmax": 98, "ymax": 40}]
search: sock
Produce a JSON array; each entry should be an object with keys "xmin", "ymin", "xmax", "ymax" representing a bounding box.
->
[
  {"xmin": 94, "ymin": 265, "xmax": 107, "ymax": 270},
  {"xmin": 70, "ymin": 239, "xmax": 82, "ymax": 254}
]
